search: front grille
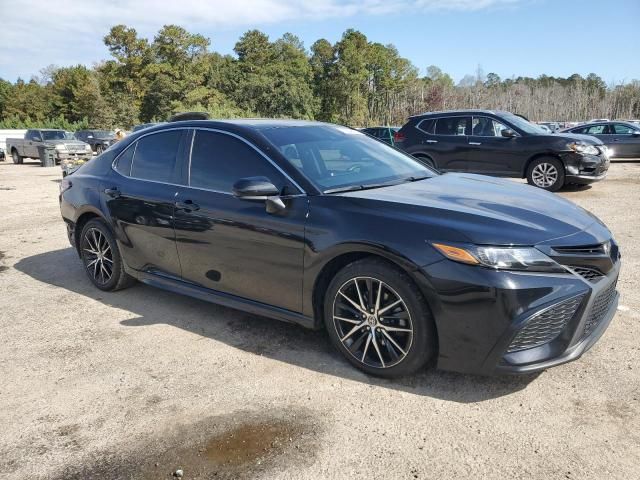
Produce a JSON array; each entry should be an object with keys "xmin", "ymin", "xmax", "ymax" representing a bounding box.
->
[
  {"xmin": 553, "ymin": 243, "xmax": 609, "ymax": 255},
  {"xmin": 570, "ymin": 266, "xmax": 604, "ymax": 282},
  {"xmin": 507, "ymin": 295, "xmax": 585, "ymax": 353},
  {"xmin": 582, "ymin": 279, "xmax": 617, "ymax": 338}
]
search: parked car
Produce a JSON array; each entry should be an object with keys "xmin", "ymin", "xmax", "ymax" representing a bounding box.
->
[
  {"xmin": 394, "ymin": 109, "xmax": 610, "ymax": 191},
  {"xmin": 537, "ymin": 124, "xmax": 552, "ymax": 134},
  {"xmin": 588, "ymin": 118, "xmax": 610, "ymax": 123},
  {"xmin": 6, "ymin": 129, "xmax": 92, "ymax": 166},
  {"xmin": 75, "ymin": 130, "xmax": 116, "ymax": 154},
  {"xmin": 59, "ymin": 119, "xmax": 620, "ymax": 378},
  {"xmin": 0, "ymin": 147, "xmax": 4, "ymax": 161},
  {"xmin": 561, "ymin": 121, "xmax": 640, "ymax": 158},
  {"xmin": 537, "ymin": 121, "xmax": 560, "ymax": 133},
  {"xmin": 360, "ymin": 126, "xmax": 401, "ymax": 145}
]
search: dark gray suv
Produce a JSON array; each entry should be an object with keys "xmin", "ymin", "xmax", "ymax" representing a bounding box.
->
[{"xmin": 395, "ymin": 109, "xmax": 610, "ymax": 191}]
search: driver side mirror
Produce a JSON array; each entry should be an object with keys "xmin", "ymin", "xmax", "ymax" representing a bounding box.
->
[
  {"xmin": 232, "ymin": 176, "xmax": 285, "ymax": 214},
  {"xmin": 501, "ymin": 129, "xmax": 517, "ymax": 138}
]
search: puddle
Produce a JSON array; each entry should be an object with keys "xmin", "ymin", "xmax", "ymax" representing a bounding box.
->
[{"xmin": 53, "ymin": 410, "xmax": 319, "ymax": 480}]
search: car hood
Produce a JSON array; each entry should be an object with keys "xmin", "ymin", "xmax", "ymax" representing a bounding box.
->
[
  {"xmin": 546, "ymin": 132, "xmax": 604, "ymax": 145},
  {"xmin": 339, "ymin": 173, "xmax": 610, "ymax": 246}
]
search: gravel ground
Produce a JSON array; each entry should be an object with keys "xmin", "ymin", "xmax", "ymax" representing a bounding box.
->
[{"xmin": 0, "ymin": 160, "xmax": 639, "ymax": 479}]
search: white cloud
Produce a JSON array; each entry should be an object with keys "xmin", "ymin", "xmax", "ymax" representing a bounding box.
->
[{"xmin": 0, "ymin": 0, "xmax": 519, "ymax": 80}]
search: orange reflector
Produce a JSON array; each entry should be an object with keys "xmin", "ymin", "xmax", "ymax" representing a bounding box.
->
[{"xmin": 432, "ymin": 243, "xmax": 479, "ymax": 265}]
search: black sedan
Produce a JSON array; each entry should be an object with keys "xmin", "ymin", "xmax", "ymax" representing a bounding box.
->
[
  {"xmin": 562, "ymin": 121, "xmax": 640, "ymax": 158},
  {"xmin": 75, "ymin": 130, "xmax": 116, "ymax": 154},
  {"xmin": 59, "ymin": 120, "xmax": 621, "ymax": 377}
]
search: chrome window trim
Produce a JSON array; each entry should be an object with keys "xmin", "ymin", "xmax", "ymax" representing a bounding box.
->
[
  {"xmin": 110, "ymin": 126, "xmax": 307, "ymax": 197},
  {"xmin": 416, "ymin": 119, "xmax": 434, "ymax": 135}
]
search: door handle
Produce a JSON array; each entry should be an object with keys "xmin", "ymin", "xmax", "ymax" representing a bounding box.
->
[
  {"xmin": 426, "ymin": 139, "xmax": 438, "ymax": 144},
  {"xmin": 469, "ymin": 142, "xmax": 482, "ymax": 146},
  {"xmin": 175, "ymin": 200, "xmax": 200, "ymax": 212},
  {"xmin": 104, "ymin": 187, "xmax": 121, "ymax": 198}
]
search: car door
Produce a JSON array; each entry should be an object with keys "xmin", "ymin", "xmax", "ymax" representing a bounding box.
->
[
  {"xmin": 172, "ymin": 129, "xmax": 308, "ymax": 313},
  {"xmin": 466, "ymin": 116, "xmax": 521, "ymax": 176},
  {"xmin": 26, "ymin": 130, "xmax": 41, "ymax": 158},
  {"xmin": 427, "ymin": 116, "xmax": 471, "ymax": 171},
  {"xmin": 104, "ymin": 129, "xmax": 188, "ymax": 280},
  {"xmin": 610, "ymin": 123, "xmax": 640, "ymax": 158}
]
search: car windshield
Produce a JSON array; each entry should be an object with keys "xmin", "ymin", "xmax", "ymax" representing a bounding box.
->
[
  {"xmin": 259, "ymin": 125, "xmax": 436, "ymax": 192},
  {"xmin": 41, "ymin": 130, "xmax": 74, "ymax": 140},
  {"xmin": 503, "ymin": 114, "xmax": 547, "ymax": 134}
]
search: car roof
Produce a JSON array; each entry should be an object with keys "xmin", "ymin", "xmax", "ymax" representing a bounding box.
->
[
  {"xmin": 147, "ymin": 118, "xmax": 335, "ymax": 132},
  {"xmin": 408, "ymin": 109, "xmax": 513, "ymax": 118}
]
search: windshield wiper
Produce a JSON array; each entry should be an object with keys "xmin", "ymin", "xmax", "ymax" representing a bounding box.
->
[{"xmin": 324, "ymin": 176, "xmax": 431, "ymax": 194}]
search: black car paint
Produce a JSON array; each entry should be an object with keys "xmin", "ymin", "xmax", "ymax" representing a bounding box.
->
[
  {"xmin": 396, "ymin": 110, "xmax": 609, "ymax": 184},
  {"xmin": 60, "ymin": 120, "xmax": 620, "ymax": 375},
  {"xmin": 75, "ymin": 130, "xmax": 116, "ymax": 153}
]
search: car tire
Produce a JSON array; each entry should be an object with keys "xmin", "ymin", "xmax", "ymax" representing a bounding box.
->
[
  {"xmin": 79, "ymin": 218, "xmax": 135, "ymax": 291},
  {"xmin": 11, "ymin": 149, "xmax": 23, "ymax": 164},
  {"xmin": 526, "ymin": 157, "xmax": 565, "ymax": 191},
  {"xmin": 323, "ymin": 258, "xmax": 436, "ymax": 378},
  {"xmin": 414, "ymin": 154, "xmax": 435, "ymax": 169}
]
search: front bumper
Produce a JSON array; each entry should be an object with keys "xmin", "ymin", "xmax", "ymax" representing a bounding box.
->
[
  {"xmin": 563, "ymin": 151, "xmax": 610, "ymax": 184},
  {"xmin": 417, "ymin": 254, "xmax": 620, "ymax": 376}
]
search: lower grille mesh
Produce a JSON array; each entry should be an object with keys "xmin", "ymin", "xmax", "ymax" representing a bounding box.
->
[
  {"xmin": 508, "ymin": 295, "xmax": 584, "ymax": 353},
  {"xmin": 583, "ymin": 280, "xmax": 617, "ymax": 338}
]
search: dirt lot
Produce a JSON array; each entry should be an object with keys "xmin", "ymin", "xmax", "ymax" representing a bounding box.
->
[{"xmin": 1, "ymin": 160, "xmax": 639, "ymax": 479}]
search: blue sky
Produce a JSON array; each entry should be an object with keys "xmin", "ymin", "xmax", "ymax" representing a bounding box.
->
[{"xmin": 1, "ymin": 0, "xmax": 638, "ymax": 84}]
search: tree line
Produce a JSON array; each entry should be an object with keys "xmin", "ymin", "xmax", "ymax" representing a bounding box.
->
[{"xmin": 1, "ymin": 25, "xmax": 639, "ymax": 130}]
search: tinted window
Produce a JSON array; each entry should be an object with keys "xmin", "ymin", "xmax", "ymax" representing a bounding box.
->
[
  {"xmin": 114, "ymin": 145, "xmax": 135, "ymax": 176},
  {"xmin": 417, "ymin": 119, "xmax": 434, "ymax": 133},
  {"xmin": 189, "ymin": 130, "xmax": 287, "ymax": 193},
  {"xmin": 435, "ymin": 117, "xmax": 471, "ymax": 135},
  {"xmin": 472, "ymin": 117, "xmax": 509, "ymax": 137},
  {"xmin": 612, "ymin": 124, "xmax": 635, "ymax": 134},
  {"xmin": 585, "ymin": 125, "xmax": 608, "ymax": 135},
  {"xmin": 130, "ymin": 130, "xmax": 182, "ymax": 182}
]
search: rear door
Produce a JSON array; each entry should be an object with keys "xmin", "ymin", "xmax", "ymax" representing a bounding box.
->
[
  {"xmin": 466, "ymin": 116, "xmax": 521, "ymax": 175},
  {"xmin": 105, "ymin": 129, "xmax": 188, "ymax": 280},
  {"xmin": 610, "ymin": 123, "xmax": 640, "ymax": 158},
  {"xmin": 427, "ymin": 116, "xmax": 472, "ymax": 171},
  {"xmin": 172, "ymin": 129, "xmax": 308, "ymax": 312}
]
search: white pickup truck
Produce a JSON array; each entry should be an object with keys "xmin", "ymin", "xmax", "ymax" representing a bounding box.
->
[{"xmin": 6, "ymin": 129, "xmax": 92, "ymax": 168}]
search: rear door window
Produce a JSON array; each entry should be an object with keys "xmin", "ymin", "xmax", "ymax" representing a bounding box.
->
[
  {"xmin": 612, "ymin": 124, "xmax": 635, "ymax": 134},
  {"xmin": 434, "ymin": 117, "xmax": 471, "ymax": 136},
  {"xmin": 130, "ymin": 130, "xmax": 183, "ymax": 183}
]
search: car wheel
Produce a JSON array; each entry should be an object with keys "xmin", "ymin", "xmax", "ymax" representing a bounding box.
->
[
  {"xmin": 527, "ymin": 157, "xmax": 565, "ymax": 191},
  {"xmin": 324, "ymin": 258, "xmax": 436, "ymax": 378},
  {"xmin": 414, "ymin": 154, "xmax": 435, "ymax": 169},
  {"xmin": 79, "ymin": 218, "xmax": 135, "ymax": 291},
  {"xmin": 11, "ymin": 149, "xmax": 23, "ymax": 164}
]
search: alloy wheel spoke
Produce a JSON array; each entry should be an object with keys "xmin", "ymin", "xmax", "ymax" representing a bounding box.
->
[
  {"xmin": 361, "ymin": 334, "xmax": 372, "ymax": 362},
  {"xmin": 353, "ymin": 279, "xmax": 367, "ymax": 311},
  {"xmin": 371, "ymin": 333, "xmax": 385, "ymax": 368},
  {"xmin": 374, "ymin": 280, "xmax": 383, "ymax": 315},
  {"xmin": 340, "ymin": 322, "xmax": 366, "ymax": 342},
  {"xmin": 381, "ymin": 326, "xmax": 412, "ymax": 333},
  {"xmin": 381, "ymin": 329, "xmax": 407, "ymax": 356},
  {"xmin": 338, "ymin": 291, "xmax": 366, "ymax": 314},
  {"xmin": 378, "ymin": 298, "xmax": 402, "ymax": 316},
  {"xmin": 334, "ymin": 315, "xmax": 361, "ymax": 325}
]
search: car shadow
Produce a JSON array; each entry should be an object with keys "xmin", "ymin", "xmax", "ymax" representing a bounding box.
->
[{"xmin": 14, "ymin": 248, "xmax": 540, "ymax": 403}]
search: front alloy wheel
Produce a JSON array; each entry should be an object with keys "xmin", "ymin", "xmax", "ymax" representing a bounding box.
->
[
  {"xmin": 333, "ymin": 277, "xmax": 414, "ymax": 368},
  {"xmin": 324, "ymin": 259, "xmax": 436, "ymax": 378},
  {"xmin": 531, "ymin": 162, "xmax": 558, "ymax": 188}
]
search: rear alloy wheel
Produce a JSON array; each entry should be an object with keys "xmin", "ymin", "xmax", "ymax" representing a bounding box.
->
[
  {"xmin": 324, "ymin": 259, "xmax": 436, "ymax": 377},
  {"xmin": 527, "ymin": 157, "xmax": 565, "ymax": 191},
  {"xmin": 80, "ymin": 219, "xmax": 135, "ymax": 291}
]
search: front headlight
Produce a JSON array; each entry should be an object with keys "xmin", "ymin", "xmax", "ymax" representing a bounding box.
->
[
  {"xmin": 55, "ymin": 144, "xmax": 67, "ymax": 151},
  {"xmin": 432, "ymin": 243, "xmax": 564, "ymax": 272},
  {"xmin": 568, "ymin": 142, "xmax": 599, "ymax": 155}
]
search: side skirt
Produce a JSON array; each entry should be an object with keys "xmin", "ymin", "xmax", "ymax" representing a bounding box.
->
[{"xmin": 125, "ymin": 266, "xmax": 316, "ymax": 330}]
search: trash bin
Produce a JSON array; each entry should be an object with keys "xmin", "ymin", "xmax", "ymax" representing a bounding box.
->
[{"xmin": 37, "ymin": 145, "xmax": 56, "ymax": 167}]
